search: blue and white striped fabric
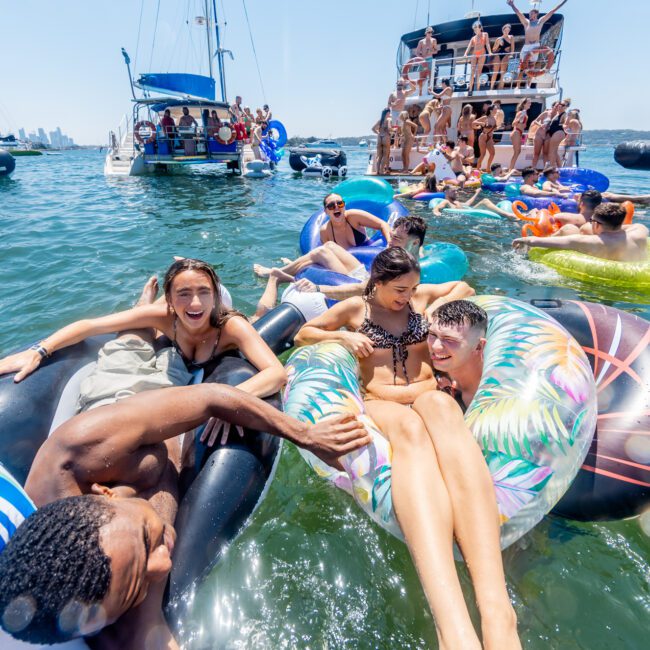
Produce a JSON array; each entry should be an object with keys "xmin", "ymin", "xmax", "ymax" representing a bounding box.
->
[{"xmin": 0, "ymin": 463, "xmax": 36, "ymax": 554}]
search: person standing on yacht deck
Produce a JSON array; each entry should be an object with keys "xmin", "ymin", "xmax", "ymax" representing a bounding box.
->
[
  {"xmin": 160, "ymin": 109, "xmax": 176, "ymax": 138},
  {"xmin": 179, "ymin": 107, "xmax": 198, "ymax": 155},
  {"xmin": 414, "ymin": 27, "xmax": 439, "ymax": 95},
  {"xmin": 508, "ymin": 0, "xmax": 568, "ymax": 87},
  {"xmin": 251, "ymin": 120, "xmax": 267, "ymax": 160},
  {"xmin": 388, "ymin": 79, "xmax": 416, "ymax": 123},
  {"xmin": 230, "ymin": 95, "xmax": 244, "ymax": 121}
]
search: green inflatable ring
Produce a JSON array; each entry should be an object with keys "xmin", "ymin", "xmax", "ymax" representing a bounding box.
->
[{"xmin": 529, "ymin": 242, "xmax": 650, "ymax": 295}]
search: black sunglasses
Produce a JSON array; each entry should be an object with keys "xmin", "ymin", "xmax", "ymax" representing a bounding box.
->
[{"xmin": 326, "ymin": 200, "xmax": 345, "ymax": 210}]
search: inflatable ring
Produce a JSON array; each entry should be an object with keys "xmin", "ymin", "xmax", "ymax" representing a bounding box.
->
[
  {"xmin": 529, "ymin": 242, "xmax": 650, "ymax": 295},
  {"xmin": 429, "ymin": 197, "xmax": 504, "ymax": 219},
  {"xmin": 267, "ymin": 120, "xmax": 287, "ymax": 148},
  {"xmin": 134, "ymin": 120, "xmax": 156, "ymax": 144},
  {"xmin": 522, "ymin": 46, "xmax": 555, "ymax": 77},
  {"xmin": 283, "ymin": 296, "xmax": 597, "ymax": 548},
  {"xmin": 402, "ymin": 56, "xmax": 429, "ymax": 80},
  {"xmin": 216, "ymin": 124, "xmax": 236, "ymax": 145}
]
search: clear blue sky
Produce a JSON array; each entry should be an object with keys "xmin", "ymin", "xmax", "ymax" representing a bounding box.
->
[{"xmin": 1, "ymin": 0, "xmax": 648, "ymax": 144}]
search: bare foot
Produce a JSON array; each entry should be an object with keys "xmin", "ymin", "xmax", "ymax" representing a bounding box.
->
[
  {"xmin": 280, "ymin": 257, "xmax": 293, "ymax": 265},
  {"xmin": 253, "ymin": 264, "xmax": 272, "ymax": 278},
  {"xmin": 270, "ymin": 267, "xmax": 295, "ymax": 283},
  {"xmin": 136, "ymin": 276, "xmax": 159, "ymax": 306}
]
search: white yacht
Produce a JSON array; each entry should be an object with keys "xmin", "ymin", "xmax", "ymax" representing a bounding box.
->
[{"xmin": 367, "ymin": 5, "xmax": 582, "ymax": 177}]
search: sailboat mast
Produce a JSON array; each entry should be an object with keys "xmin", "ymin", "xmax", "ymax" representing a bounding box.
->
[
  {"xmin": 204, "ymin": 0, "xmax": 214, "ymax": 81},
  {"xmin": 212, "ymin": 0, "xmax": 227, "ymax": 102}
]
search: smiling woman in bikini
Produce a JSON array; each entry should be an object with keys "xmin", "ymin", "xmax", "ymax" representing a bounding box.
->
[
  {"xmin": 253, "ymin": 193, "xmax": 392, "ymax": 282},
  {"xmin": 0, "ymin": 259, "xmax": 286, "ymax": 405},
  {"xmin": 295, "ymin": 248, "xmax": 520, "ymax": 650}
]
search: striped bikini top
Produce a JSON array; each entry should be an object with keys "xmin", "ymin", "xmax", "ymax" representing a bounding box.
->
[{"xmin": 357, "ymin": 301, "xmax": 429, "ymax": 385}]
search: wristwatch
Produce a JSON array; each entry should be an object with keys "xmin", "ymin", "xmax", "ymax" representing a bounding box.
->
[{"xmin": 30, "ymin": 343, "xmax": 50, "ymax": 359}]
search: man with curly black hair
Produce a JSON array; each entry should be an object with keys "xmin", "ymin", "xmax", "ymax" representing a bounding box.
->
[{"xmin": 0, "ymin": 383, "xmax": 370, "ymax": 647}]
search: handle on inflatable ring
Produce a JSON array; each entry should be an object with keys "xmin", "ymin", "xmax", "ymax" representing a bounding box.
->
[
  {"xmin": 548, "ymin": 202, "xmax": 561, "ymax": 216},
  {"xmin": 512, "ymin": 200, "xmax": 536, "ymax": 222},
  {"xmin": 521, "ymin": 223, "xmax": 538, "ymax": 237},
  {"xmin": 402, "ymin": 56, "xmax": 428, "ymax": 79},
  {"xmin": 622, "ymin": 200, "xmax": 635, "ymax": 225},
  {"xmin": 523, "ymin": 47, "xmax": 555, "ymax": 77}
]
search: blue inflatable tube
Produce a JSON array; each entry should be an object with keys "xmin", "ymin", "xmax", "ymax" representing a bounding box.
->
[
  {"xmin": 299, "ymin": 199, "xmax": 408, "ymax": 258},
  {"xmin": 520, "ymin": 195, "xmax": 579, "ymax": 213},
  {"xmin": 409, "ymin": 191, "xmax": 445, "ymax": 201},
  {"xmin": 482, "ymin": 168, "xmax": 608, "ymax": 194},
  {"xmin": 267, "ymin": 120, "xmax": 287, "ymax": 148}
]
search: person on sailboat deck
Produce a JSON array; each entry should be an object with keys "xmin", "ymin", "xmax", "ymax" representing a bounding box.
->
[
  {"xmin": 413, "ymin": 26, "xmax": 439, "ymax": 95},
  {"xmin": 160, "ymin": 109, "xmax": 176, "ymax": 137},
  {"xmin": 178, "ymin": 107, "xmax": 198, "ymax": 154},
  {"xmin": 253, "ymin": 193, "xmax": 392, "ymax": 283},
  {"xmin": 251, "ymin": 120, "xmax": 267, "ymax": 160},
  {"xmin": 230, "ymin": 95, "xmax": 243, "ymax": 121},
  {"xmin": 507, "ymin": 0, "xmax": 568, "ymax": 86}
]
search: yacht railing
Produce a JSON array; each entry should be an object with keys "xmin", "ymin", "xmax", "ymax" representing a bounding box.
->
[
  {"xmin": 108, "ymin": 113, "xmax": 132, "ymax": 155},
  {"xmin": 401, "ymin": 49, "xmax": 562, "ymax": 96}
]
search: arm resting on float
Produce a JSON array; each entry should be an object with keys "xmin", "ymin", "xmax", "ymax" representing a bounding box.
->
[
  {"xmin": 222, "ymin": 316, "xmax": 287, "ymax": 397},
  {"xmin": 348, "ymin": 209, "xmax": 392, "ymax": 244},
  {"xmin": 294, "ymin": 299, "xmax": 361, "ymax": 347}
]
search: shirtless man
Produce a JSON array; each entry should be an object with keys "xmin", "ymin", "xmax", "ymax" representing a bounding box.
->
[
  {"xmin": 230, "ymin": 95, "xmax": 244, "ymax": 121},
  {"xmin": 0, "ymin": 383, "xmax": 368, "ymax": 648},
  {"xmin": 489, "ymin": 162, "xmax": 518, "ymax": 182},
  {"xmin": 493, "ymin": 100, "xmax": 505, "ymax": 130},
  {"xmin": 513, "ymin": 203, "xmax": 649, "ymax": 262},
  {"xmin": 388, "ymin": 79, "xmax": 416, "ymax": 123},
  {"xmin": 427, "ymin": 300, "xmax": 489, "ymax": 411},
  {"xmin": 541, "ymin": 166, "xmax": 572, "ymax": 194},
  {"xmin": 433, "ymin": 185, "xmax": 515, "ymax": 219},
  {"xmin": 414, "ymin": 27, "xmax": 439, "ymax": 95},
  {"xmin": 293, "ymin": 216, "xmax": 474, "ymax": 310},
  {"xmin": 458, "ymin": 136, "xmax": 476, "ymax": 169},
  {"xmin": 508, "ymin": 0, "xmax": 568, "ymax": 87},
  {"xmin": 251, "ymin": 120, "xmax": 266, "ymax": 160},
  {"xmin": 518, "ymin": 166, "xmax": 566, "ymax": 198},
  {"xmin": 441, "ymin": 140, "xmax": 467, "ymax": 186}
]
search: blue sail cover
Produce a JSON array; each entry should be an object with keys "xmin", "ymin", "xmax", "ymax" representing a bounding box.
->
[{"xmin": 135, "ymin": 73, "xmax": 215, "ymax": 100}]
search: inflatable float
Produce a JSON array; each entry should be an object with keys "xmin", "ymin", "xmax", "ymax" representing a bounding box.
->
[
  {"xmin": 528, "ymin": 242, "xmax": 650, "ymax": 295},
  {"xmin": 614, "ymin": 141, "xmax": 650, "ymax": 171},
  {"xmin": 531, "ymin": 299, "xmax": 650, "ymax": 520},
  {"xmin": 283, "ymin": 296, "xmax": 597, "ymax": 548},
  {"xmin": 288, "ymin": 147, "xmax": 347, "ymax": 178},
  {"xmin": 243, "ymin": 159, "xmax": 272, "ymax": 178},
  {"xmin": 0, "ymin": 149, "xmax": 16, "ymax": 178},
  {"xmin": 482, "ymin": 168, "xmax": 609, "ymax": 194},
  {"xmin": 429, "ymin": 197, "xmax": 505, "ymax": 220},
  {"xmin": 0, "ymin": 299, "xmax": 319, "ymax": 648}
]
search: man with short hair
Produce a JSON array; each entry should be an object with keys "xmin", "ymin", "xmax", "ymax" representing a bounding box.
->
[
  {"xmin": 513, "ymin": 202, "xmax": 649, "ymax": 262},
  {"xmin": 251, "ymin": 120, "xmax": 267, "ymax": 160},
  {"xmin": 230, "ymin": 95, "xmax": 243, "ymax": 121},
  {"xmin": 0, "ymin": 384, "xmax": 369, "ymax": 647},
  {"xmin": 489, "ymin": 162, "xmax": 518, "ymax": 182},
  {"xmin": 388, "ymin": 78, "xmax": 416, "ymax": 123},
  {"xmin": 427, "ymin": 299, "xmax": 488, "ymax": 410},
  {"xmin": 441, "ymin": 140, "xmax": 467, "ymax": 186},
  {"xmin": 414, "ymin": 27, "xmax": 439, "ymax": 95},
  {"xmin": 457, "ymin": 136, "xmax": 475, "ymax": 169},
  {"xmin": 551, "ymin": 188, "xmax": 602, "ymax": 233},
  {"xmin": 518, "ymin": 166, "xmax": 565, "ymax": 197},
  {"xmin": 294, "ymin": 216, "xmax": 474, "ymax": 310}
]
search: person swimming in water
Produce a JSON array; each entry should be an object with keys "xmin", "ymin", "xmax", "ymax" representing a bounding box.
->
[
  {"xmin": 294, "ymin": 250, "xmax": 521, "ymax": 650},
  {"xmin": 253, "ymin": 193, "xmax": 392, "ymax": 283},
  {"xmin": 513, "ymin": 202, "xmax": 649, "ymax": 262}
]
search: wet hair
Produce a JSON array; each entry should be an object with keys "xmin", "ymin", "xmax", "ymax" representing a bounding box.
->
[
  {"xmin": 393, "ymin": 215, "xmax": 427, "ymax": 247},
  {"xmin": 521, "ymin": 166, "xmax": 537, "ymax": 180},
  {"xmin": 593, "ymin": 203, "xmax": 626, "ymax": 229},
  {"xmin": 424, "ymin": 172, "xmax": 438, "ymax": 191},
  {"xmin": 459, "ymin": 135, "xmax": 469, "ymax": 144},
  {"xmin": 0, "ymin": 497, "xmax": 114, "ymax": 644},
  {"xmin": 364, "ymin": 247, "xmax": 420, "ymax": 298},
  {"xmin": 580, "ymin": 189, "xmax": 602, "ymax": 210},
  {"xmin": 490, "ymin": 162, "xmax": 503, "ymax": 173},
  {"xmin": 446, "ymin": 140, "xmax": 456, "ymax": 149},
  {"xmin": 430, "ymin": 300, "xmax": 488, "ymax": 337},
  {"xmin": 163, "ymin": 258, "xmax": 242, "ymax": 328},
  {"xmin": 543, "ymin": 166, "xmax": 558, "ymax": 176}
]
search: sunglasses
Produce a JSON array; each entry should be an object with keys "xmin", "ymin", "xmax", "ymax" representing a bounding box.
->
[{"xmin": 326, "ymin": 200, "xmax": 345, "ymax": 210}]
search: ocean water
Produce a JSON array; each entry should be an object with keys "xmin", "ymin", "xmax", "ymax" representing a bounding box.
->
[{"xmin": 1, "ymin": 143, "xmax": 649, "ymax": 648}]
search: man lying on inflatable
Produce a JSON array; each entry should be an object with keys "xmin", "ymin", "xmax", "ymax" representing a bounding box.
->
[{"xmin": 0, "ymin": 385, "xmax": 369, "ymax": 648}]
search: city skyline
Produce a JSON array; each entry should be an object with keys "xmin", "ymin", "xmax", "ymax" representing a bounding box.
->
[{"xmin": 14, "ymin": 126, "xmax": 75, "ymax": 148}]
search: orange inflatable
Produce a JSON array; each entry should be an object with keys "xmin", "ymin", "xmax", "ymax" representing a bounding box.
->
[{"xmin": 512, "ymin": 200, "xmax": 560, "ymax": 237}]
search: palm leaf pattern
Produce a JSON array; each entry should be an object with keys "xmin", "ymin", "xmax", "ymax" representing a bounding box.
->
[{"xmin": 284, "ymin": 297, "xmax": 597, "ymax": 547}]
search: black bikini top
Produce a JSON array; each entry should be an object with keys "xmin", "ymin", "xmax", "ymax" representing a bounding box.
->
[
  {"xmin": 357, "ymin": 301, "xmax": 429, "ymax": 385},
  {"xmin": 172, "ymin": 316, "xmax": 223, "ymax": 371},
  {"xmin": 330, "ymin": 219, "xmax": 370, "ymax": 248}
]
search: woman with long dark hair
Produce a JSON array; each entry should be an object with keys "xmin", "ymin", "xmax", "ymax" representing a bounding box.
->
[
  {"xmin": 295, "ymin": 248, "xmax": 519, "ymax": 649},
  {"xmin": 0, "ymin": 258, "xmax": 286, "ymax": 405},
  {"xmin": 372, "ymin": 108, "xmax": 393, "ymax": 175}
]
